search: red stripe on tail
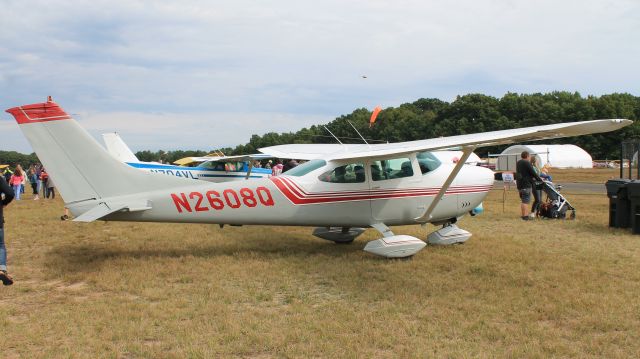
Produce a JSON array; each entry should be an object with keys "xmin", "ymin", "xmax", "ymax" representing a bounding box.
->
[{"xmin": 6, "ymin": 98, "xmax": 71, "ymax": 124}]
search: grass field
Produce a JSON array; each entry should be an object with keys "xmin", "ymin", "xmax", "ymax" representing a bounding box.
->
[
  {"xmin": 1, "ymin": 184, "xmax": 639, "ymax": 357},
  {"xmin": 551, "ymin": 168, "xmax": 621, "ymax": 183}
]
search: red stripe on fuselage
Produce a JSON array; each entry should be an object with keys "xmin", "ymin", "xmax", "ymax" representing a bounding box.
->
[
  {"xmin": 270, "ymin": 176, "xmax": 491, "ymax": 205},
  {"xmin": 279, "ymin": 176, "xmax": 489, "ymax": 197}
]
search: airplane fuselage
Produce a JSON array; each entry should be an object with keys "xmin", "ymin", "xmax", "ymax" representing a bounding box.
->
[{"xmin": 72, "ymin": 159, "xmax": 494, "ymax": 228}]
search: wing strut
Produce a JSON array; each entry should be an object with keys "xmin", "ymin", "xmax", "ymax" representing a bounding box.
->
[
  {"xmin": 245, "ymin": 161, "xmax": 254, "ymax": 180},
  {"xmin": 414, "ymin": 146, "xmax": 476, "ymax": 223}
]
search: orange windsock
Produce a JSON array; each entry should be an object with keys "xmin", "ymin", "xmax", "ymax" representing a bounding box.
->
[{"xmin": 369, "ymin": 106, "xmax": 382, "ymax": 128}]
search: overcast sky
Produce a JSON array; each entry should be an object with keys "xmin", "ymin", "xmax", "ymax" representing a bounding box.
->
[{"xmin": 1, "ymin": 0, "xmax": 638, "ymax": 153}]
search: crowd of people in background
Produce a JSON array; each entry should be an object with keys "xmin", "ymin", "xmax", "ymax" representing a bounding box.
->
[
  {"xmin": 252, "ymin": 159, "xmax": 301, "ymax": 177},
  {"xmin": 2, "ymin": 163, "xmax": 56, "ymax": 201}
]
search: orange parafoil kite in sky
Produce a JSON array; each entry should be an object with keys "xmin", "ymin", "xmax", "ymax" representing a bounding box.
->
[{"xmin": 369, "ymin": 106, "xmax": 382, "ymax": 128}]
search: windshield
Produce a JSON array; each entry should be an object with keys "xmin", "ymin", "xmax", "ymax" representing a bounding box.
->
[
  {"xmin": 416, "ymin": 151, "xmax": 441, "ymax": 174},
  {"xmin": 284, "ymin": 159, "xmax": 327, "ymax": 177}
]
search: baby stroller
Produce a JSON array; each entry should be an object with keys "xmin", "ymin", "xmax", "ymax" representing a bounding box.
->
[{"xmin": 538, "ymin": 181, "xmax": 576, "ymax": 220}]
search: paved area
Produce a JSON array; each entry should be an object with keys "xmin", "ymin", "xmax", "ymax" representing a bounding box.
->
[{"xmin": 493, "ymin": 181, "xmax": 604, "ymax": 193}]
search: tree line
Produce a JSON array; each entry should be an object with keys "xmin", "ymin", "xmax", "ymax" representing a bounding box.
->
[
  {"xmin": 0, "ymin": 151, "xmax": 39, "ymax": 168},
  {"xmin": 218, "ymin": 92, "xmax": 639, "ymax": 161},
  {"xmin": 2, "ymin": 92, "xmax": 638, "ymax": 166}
]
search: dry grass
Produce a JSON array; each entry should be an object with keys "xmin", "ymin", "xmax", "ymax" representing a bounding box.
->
[
  {"xmin": 550, "ymin": 168, "xmax": 621, "ymax": 183},
  {"xmin": 1, "ymin": 185, "xmax": 639, "ymax": 358}
]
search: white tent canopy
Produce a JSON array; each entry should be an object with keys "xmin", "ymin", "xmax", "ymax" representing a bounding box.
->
[{"xmin": 496, "ymin": 144, "xmax": 592, "ymax": 171}]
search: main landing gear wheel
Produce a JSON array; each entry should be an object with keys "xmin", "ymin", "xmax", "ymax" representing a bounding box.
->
[
  {"xmin": 363, "ymin": 223, "xmax": 426, "ymax": 258},
  {"xmin": 426, "ymin": 224, "xmax": 472, "ymax": 245},
  {"xmin": 312, "ymin": 227, "xmax": 365, "ymax": 244}
]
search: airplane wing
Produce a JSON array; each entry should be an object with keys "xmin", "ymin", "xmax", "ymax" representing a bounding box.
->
[
  {"xmin": 173, "ymin": 153, "xmax": 273, "ymax": 165},
  {"xmin": 173, "ymin": 156, "xmax": 219, "ymax": 165},
  {"xmin": 259, "ymin": 119, "xmax": 632, "ymax": 161}
]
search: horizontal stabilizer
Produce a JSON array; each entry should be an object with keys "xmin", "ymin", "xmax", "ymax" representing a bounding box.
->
[{"xmin": 73, "ymin": 200, "xmax": 152, "ymax": 222}]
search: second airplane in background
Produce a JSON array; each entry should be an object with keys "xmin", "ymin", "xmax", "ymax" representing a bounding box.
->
[{"xmin": 102, "ymin": 132, "xmax": 272, "ymax": 182}]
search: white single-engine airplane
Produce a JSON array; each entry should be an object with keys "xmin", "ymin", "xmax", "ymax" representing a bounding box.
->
[
  {"xmin": 102, "ymin": 133, "xmax": 273, "ymax": 182},
  {"xmin": 6, "ymin": 98, "xmax": 631, "ymax": 258}
]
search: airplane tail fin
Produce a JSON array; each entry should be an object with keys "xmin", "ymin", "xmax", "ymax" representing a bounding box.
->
[
  {"xmin": 102, "ymin": 132, "xmax": 140, "ymax": 163},
  {"xmin": 6, "ymin": 98, "xmax": 187, "ymax": 204}
]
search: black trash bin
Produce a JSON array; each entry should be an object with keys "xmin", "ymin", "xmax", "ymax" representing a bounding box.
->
[
  {"xmin": 606, "ymin": 179, "xmax": 631, "ymax": 228},
  {"xmin": 626, "ymin": 181, "xmax": 640, "ymax": 234}
]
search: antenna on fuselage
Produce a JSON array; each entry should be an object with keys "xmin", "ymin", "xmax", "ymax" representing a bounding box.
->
[
  {"xmin": 346, "ymin": 120, "xmax": 370, "ymax": 147},
  {"xmin": 323, "ymin": 126, "xmax": 343, "ymax": 145}
]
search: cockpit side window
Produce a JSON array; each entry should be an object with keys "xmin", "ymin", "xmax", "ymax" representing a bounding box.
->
[
  {"xmin": 371, "ymin": 157, "xmax": 414, "ymax": 181},
  {"xmin": 318, "ymin": 163, "xmax": 366, "ymax": 183},
  {"xmin": 200, "ymin": 161, "xmax": 225, "ymax": 170},
  {"xmin": 416, "ymin": 152, "xmax": 441, "ymax": 174}
]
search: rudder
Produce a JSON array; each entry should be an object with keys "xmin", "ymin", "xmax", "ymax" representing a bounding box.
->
[{"xmin": 6, "ymin": 98, "xmax": 188, "ymax": 204}]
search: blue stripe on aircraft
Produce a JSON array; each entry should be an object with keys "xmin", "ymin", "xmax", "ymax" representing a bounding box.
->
[
  {"xmin": 126, "ymin": 162, "xmax": 272, "ymax": 174},
  {"xmin": 199, "ymin": 174, "xmax": 265, "ymax": 178}
]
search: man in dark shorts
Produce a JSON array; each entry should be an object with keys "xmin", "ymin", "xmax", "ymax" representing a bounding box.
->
[
  {"xmin": 516, "ymin": 151, "xmax": 542, "ymax": 220},
  {"xmin": 0, "ymin": 175, "xmax": 15, "ymax": 285}
]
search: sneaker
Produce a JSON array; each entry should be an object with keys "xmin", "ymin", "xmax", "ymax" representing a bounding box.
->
[
  {"xmin": 0, "ymin": 270, "xmax": 13, "ymax": 286},
  {"xmin": 61, "ymin": 215, "xmax": 69, "ymax": 221},
  {"xmin": 521, "ymin": 216, "xmax": 531, "ymax": 221}
]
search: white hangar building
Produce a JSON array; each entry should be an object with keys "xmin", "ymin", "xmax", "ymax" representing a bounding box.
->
[{"xmin": 496, "ymin": 144, "xmax": 593, "ymax": 172}]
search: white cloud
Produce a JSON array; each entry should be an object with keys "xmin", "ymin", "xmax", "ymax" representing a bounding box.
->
[
  {"xmin": 1, "ymin": 0, "xmax": 638, "ymax": 152},
  {"xmin": 1, "ymin": 110, "xmax": 331, "ymax": 153}
]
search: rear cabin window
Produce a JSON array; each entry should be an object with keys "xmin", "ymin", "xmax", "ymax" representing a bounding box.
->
[
  {"xmin": 318, "ymin": 163, "xmax": 366, "ymax": 183},
  {"xmin": 371, "ymin": 157, "xmax": 414, "ymax": 181},
  {"xmin": 200, "ymin": 161, "xmax": 225, "ymax": 170},
  {"xmin": 416, "ymin": 152, "xmax": 441, "ymax": 174},
  {"xmin": 285, "ymin": 159, "xmax": 327, "ymax": 177}
]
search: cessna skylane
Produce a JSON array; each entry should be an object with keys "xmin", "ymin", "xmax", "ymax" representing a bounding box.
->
[
  {"xmin": 102, "ymin": 133, "xmax": 273, "ymax": 182},
  {"xmin": 6, "ymin": 98, "xmax": 632, "ymax": 258}
]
